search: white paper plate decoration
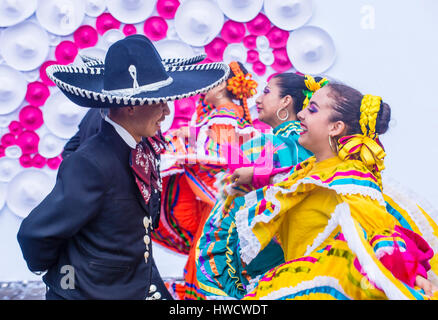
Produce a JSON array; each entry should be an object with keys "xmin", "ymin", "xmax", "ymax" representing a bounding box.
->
[
  {"xmin": 38, "ymin": 133, "xmax": 67, "ymax": 158},
  {"xmin": 0, "ymin": 21, "xmax": 50, "ymax": 71},
  {"xmin": 222, "ymin": 43, "xmax": 247, "ymax": 64},
  {"xmin": 217, "ymin": 0, "xmax": 263, "ymax": 23},
  {"xmin": 106, "ymin": 0, "xmax": 156, "ymax": 24},
  {"xmin": 6, "ymin": 169, "xmax": 55, "ymax": 219},
  {"xmin": 160, "ymin": 101, "xmax": 174, "ymax": 133},
  {"xmin": 264, "ymin": 0, "xmax": 313, "ymax": 31},
  {"xmin": 154, "ymin": 39, "xmax": 196, "ymax": 59},
  {"xmin": 0, "ymin": 64, "xmax": 27, "ymax": 115},
  {"xmin": 101, "ymin": 28, "xmax": 125, "ymax": 50},
  {"xmin": 0, "ymin": 0, "xmax": 38, "ymax": 27},
  {"xmin": 84, "ymin": 0, "xmax": 107, "ymax": 17},
  {"xmin": 286, "ymin": 25, "xmax": 336, "ymax": 74},
  {"xmin": 36, "ymin": 0, "xmax": 86, "ymax": 36},
  {"xmin": 174, "ymin": 0, "xmax": 224, "ymax": 47},
  {"xmin": 0, "ymin": 157, "xmax": 22, "ymax": 182},
  {"xmin": 0, "ymin": 182, "xmax": 6, "ymax": 210},
  {"xmin": 42, "ymin": 91, "xmax": 88, "ymax": 139}
]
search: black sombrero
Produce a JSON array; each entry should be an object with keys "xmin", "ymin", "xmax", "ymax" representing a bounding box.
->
[
  {"xmin": 79, "ymin": 35, "xmax": 207, "ymax": 68},
  {"xmin": 46, "ymin": 35, "xmax": 229, "ymax": 108}
]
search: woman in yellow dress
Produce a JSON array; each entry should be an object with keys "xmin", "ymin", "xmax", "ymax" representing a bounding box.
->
[{"xmin": 196, "ymin": 82, "xmax": 438, "ymax": 299}]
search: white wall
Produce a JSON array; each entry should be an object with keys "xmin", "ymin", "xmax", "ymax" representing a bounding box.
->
[{"xmin": 310, "ymin": 0, "xmax": 438, "ymax": 209}]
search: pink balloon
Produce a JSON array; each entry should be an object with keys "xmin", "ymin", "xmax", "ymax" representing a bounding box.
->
[
  {"xmin": 221, "ymin": 20, "xmax": 246, "ymax": 44},
  {"xmin": 32, "ymin": 154, "xmax": 47, "ymax": 168},
  {"xmin": 144, "ymin": 16, "xmax": 168, "ymax": 41},
  {"xmin": 47, "ymin": 156, "xmax": 62, "ymax": 170},
  {"xmin": 252, "ymin": 60, "xmax": 266, "ymax": 76},
  {"xmin": 25, "ymin": 82, "xmax": 50, "ymax": 107},
  {"xmin": 74, "ymin": 25, "xmax": 98, "ymax": 49},
  {"xmin": 204, "ymin": 37, "xmax": 227, "ymax": 62},
  {"xmin": 246, "ymin": 50, "xmax": 259, "ymax": 64},
  {"xmin": 19, "ymin": 105, "xmax": 44, "ymax": 131},
  {"xmin": 96, "ymin": 12, "xmax": 121, "ymax": 35},
  {"xmin": 1, "ymin": 133, "xmax": 15, "ymax": 147},
  {"xmin": 17, "ymin": 130, "xmax": 39, "ymax": 155},
  {"xmin": 266, "ymin": 26, "xmax": 289, "ymax": 49},
  {"xmin": 271, "ymin": 48, "xmax": 293, "ymax": 72},
  {"xmin": 174, "ymin": 97, "xmax": 196, "ymax": 119},
  {"xmin": 19, "ymin": 154, "xmax": 33, "ymax": 168},
  {"xmin": 156, "ymin": 0, "xmax": 180, "ymax": 19},
  {"xmin": 8, "ymin": 121, "xmax": 23, "ymax": 136},
  {"xmin": 246, "ymin": 13, "xmax": 271, "ymax": 36},
  {"xmin": 39, "ymin": 60, "xmax": 57, "ymax": 86},
  {"xmin": 243, "ymin": 35, "xmax": 257, "ymax": 49},
  {"xmin": 123, "ymin": 24, "xmax": 137, "ymax": 36},
  {"xmin": 170, "ymin": 118, "xmax": 190, "ymax": 130},
  {"xmin": 55, "ymin": 41, "xmax": 79, "ymax": 65}
]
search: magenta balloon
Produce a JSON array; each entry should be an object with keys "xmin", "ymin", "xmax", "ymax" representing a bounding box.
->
[
  {"xmin": 243, "ymin": 35, "xmax": 257, "ymax": 49},
  {"xmin": 8, "ymin": 121, "xmax": 23, "ymax": 136},
  {"xmin": 204, "ymin": 37, "xmax": 228, "ymax": 62},
  {"xmin": 1, "ymin": 133, "xmax": 15, "ymax": 147},
  {"xmin": 156, "ymin": 0, "xmax": 180, "ymax": 19},
  {"xmin": 170, "ymin": 118, "xmax": 190, "ymax": 130},
  {"xmin": 96, "ymin": 12, "xmax": 121, "ymax": 35},
  {"xmin": 252, "ymin": 60, "xmax": 266, "ymax": 76},
  {"xmin": 25, "ymin": 82, "xmax": 50, "ymax": 107},
  {"xmin": 19, "ymin": 105, "xmax": 44, "ymax": 131},
  {"xmin": 266, "ymin": 26, "xmax": 289, "ymax": 49},
  {"xmin": 271, "ymin": 48, "xmax": 293, "ymax": 72},
  {"xmin": 246, "ymin": 13, "xmax": 271, "ymax": 36},
  {"xmin": 17, "ymin": 130, "xmax": 39, "ymax": 155},
  {"xmin": 144, "ymin": 16, "xmax": 168, "ymax": 41},
  {"xmin": 74, "ymin": 25, "xmax": 98, "ymax": 49},
  {"xmin": 174, "ymin": 97, "xmax": 196, "ymax": 117},
  {"xmin": 32, "ymin": 154, "xmax": 47, "ymax": 168},
  {"xmin": 221, "ymin": 20, "xmax": 246, "ymax": 44},
  {"xmin": 47, "ymin": 156, "xmax": 62, "ymax": 170},
  {"xmin": 55, "ymin": 41, "xmax": 79, "ymax": 65},
  {"xmin": 246, "ymin": 49, "xmax": 259, "ymax": 64},
  {"xmin": 123, "ymin": 24, "xmax": 137, "ymax": 36},
  {"xmin": 19, "ymin": 154, "xmax": 33, "ymax": 168},
  {"xmin": 39, "ymin": 60, "xmax": 57, "ymax": 86}
]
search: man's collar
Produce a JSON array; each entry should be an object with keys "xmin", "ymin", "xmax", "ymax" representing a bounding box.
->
[{"xmin": 105, "ymin": 116, "xmax": 137, "ymax": 149}]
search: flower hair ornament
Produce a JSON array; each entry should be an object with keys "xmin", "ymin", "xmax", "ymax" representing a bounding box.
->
[
  {"xmin": 302, "ymin": 75, "xmax": 329, "ymax": 109},
  {"xmin": 227, "ymin": 61, "xmax": 258, "ymax": 123},
  {"xmin": 337, "ymin": 94, "xmax": 386, "ymax": 188}
]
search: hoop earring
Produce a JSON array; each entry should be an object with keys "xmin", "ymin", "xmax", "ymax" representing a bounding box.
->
[
  {"xmin": 276, "ymin": 108, "xmax": 289, "ymax": 121},
  {"xmin": 328, "ymin": 135, "xmax": 339, "ymax": 154}
]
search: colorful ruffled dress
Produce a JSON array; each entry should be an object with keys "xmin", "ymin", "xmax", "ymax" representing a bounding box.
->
[
  {"xmin": 153, "ymin": 96, "xmax": 258, "ymax": 299},
  {"xmin": 195, "ymin": 121, "xmax": 313, "ymax": 298},
  {"xmin": 196, "ymin": 155, "xmax": 438, "ymax": 300}
]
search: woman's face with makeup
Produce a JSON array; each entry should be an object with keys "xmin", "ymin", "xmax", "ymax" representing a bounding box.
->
[
  {"xmin": 297, "ymin": 86, "xmax": 338, "ymax": 155},
  {"xmin": 255, "ymin": 77, "xmax": 286, "ymax": 128}
]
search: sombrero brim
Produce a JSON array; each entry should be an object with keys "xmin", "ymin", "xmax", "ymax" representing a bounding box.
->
[
  {"xmin": 46, "ymin": 62, "xmax": 229, "ymax": 108},
  {"xmin": 79, "ymin": 53, "xmax": 207, "ymax": 68}
]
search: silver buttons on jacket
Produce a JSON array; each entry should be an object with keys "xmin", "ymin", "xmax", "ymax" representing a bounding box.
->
[
  {"xmin": 143, "ymin": 216, "xmax": 152, "ymax": 264},
  {"xmin": 145, "ymin": 284, "xmax": 162, "ymax": 300}
]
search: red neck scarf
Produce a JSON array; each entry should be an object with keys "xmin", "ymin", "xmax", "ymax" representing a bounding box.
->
[{"xmin": 130, "ymin": 132, "xmax": 167, "ymax": 204}]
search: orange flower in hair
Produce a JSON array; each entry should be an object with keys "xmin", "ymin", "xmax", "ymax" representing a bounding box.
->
[{"xmin": 226, "ymin": 61, "xmax": 258, "ymax": 100}]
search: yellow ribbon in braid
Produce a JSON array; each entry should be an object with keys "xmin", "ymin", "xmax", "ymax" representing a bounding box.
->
[{"xmin": 337, "ymin": 94, "xmax": 386, "ymax": 189}]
